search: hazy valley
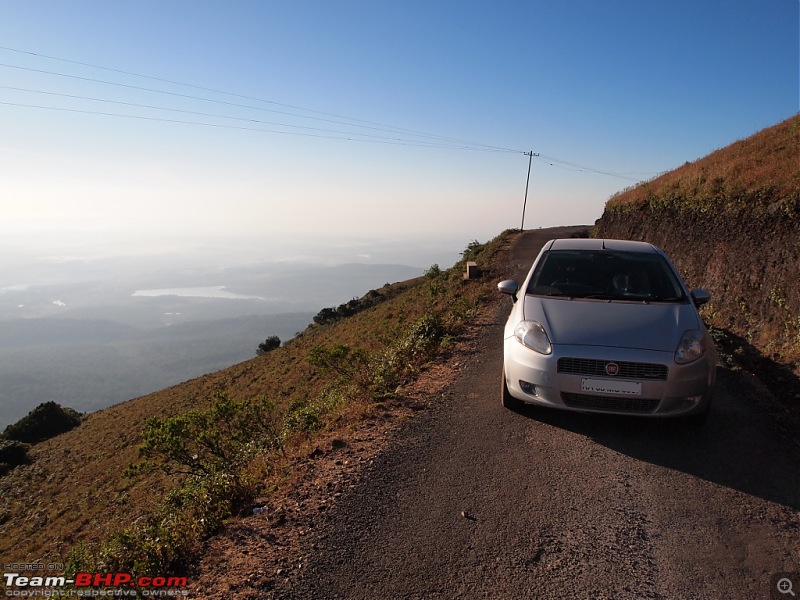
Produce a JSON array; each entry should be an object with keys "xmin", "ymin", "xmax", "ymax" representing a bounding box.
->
[{"xmin": 0, "ymin": 247, "xmax": 434, "ymax": 427}]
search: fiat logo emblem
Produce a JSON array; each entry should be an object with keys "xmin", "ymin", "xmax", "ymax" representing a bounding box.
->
[{"xmin": 605, "ymin": 362, "xmax": 620, "ymax": 376}]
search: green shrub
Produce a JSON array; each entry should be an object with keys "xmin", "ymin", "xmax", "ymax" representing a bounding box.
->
[
  {"xmin": 307, "ymin": 344, "xmax": 370, "ymax": 387},
  {"xmin": 68, "ymin": 470, "xmax": 242, "ymax": 576},
  {"xmin": 3, "ymin": 401, "xmax": 82, "ymax": 444},
  {"xmin": 282, "ymin": 397, "xmax": 322, "ymax": 433},
  {"xmin": 461, "ymin": 239, "xmax": 486, "ymax": 262},
  {"xmin": 85, "ymin": 392, "xmax": 285, "ymax": 576},
  {"xmin": 0, "ymin": 439, "xmax": 31, "ymax": 476},
  {"xmin": 424, "ymin": 264, "xmax": 442, "ymax": 278},
  {"xmin": 256, "ymin": 335, "xmax": 281, "ymax": 355},
  {"xmin": 135, "ymin": 392, "xmax": 281, "ymax": 477},
  {"xmin": 370, "ymin": 313, "xmax": 447, "ymax": 396},
  {"xmin": 313, "ymin": 290, "xmax": 385, "ymax": 326},
  {"xmin": 313, "ymin": 307, "xmax": 339, "ymax": 326}
]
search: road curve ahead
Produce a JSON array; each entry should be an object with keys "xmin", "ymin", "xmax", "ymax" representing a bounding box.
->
[{"xmin": 282, "ymin": 229, "xmax": 800, "ymax": 600}]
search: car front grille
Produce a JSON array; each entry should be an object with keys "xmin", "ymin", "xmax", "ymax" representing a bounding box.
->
[
  {"xmin": 557, "ymin": 357, "xmax": 668, "ymax": 381},
  {"xmin": 561, "ymin": 392, "xmax": 659, "ymax": 414}
]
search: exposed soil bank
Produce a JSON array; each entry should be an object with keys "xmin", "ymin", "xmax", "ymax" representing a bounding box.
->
[{"xmin": 596, "ymin": 204, "xmax": 799, "ymax": 367}]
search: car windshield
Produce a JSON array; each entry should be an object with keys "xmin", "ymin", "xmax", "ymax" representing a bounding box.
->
[{"xmin": 526, "ymin": 249, "xmax": 687, "ymax": 302}]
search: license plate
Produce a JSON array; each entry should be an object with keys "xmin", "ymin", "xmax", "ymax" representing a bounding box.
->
[{"xmin": 581, "ymin": 378, "xmax": 642, "ymax": 396}]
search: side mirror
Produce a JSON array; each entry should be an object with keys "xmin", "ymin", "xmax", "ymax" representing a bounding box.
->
[
  {"xmin": 498, "ymin": 280, "xmax": 519, "ymax": 303},
  {"xmin": 690, "ymin": 288, "xmax": 711, "ymax": 307}
]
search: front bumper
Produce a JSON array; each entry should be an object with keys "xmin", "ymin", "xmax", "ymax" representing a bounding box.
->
[{"xmin": 503, "ymin": 338, "xmax": 715, "ymax": 417}]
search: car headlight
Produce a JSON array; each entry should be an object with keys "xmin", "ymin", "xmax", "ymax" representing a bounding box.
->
[
  {"xmin": 675, "ymin": 330, "xmax": 706, "ymax": 364},
  {"xmin": 514, "ymin": 321, "xmax": 552, "ymax": 355}
]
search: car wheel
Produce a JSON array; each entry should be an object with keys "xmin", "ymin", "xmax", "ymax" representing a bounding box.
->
[{"xmin": 501, "ymin": 369, "xmax": 524, "ymax": 411}]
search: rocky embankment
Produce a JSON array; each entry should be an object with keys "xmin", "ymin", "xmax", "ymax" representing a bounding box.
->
[{"xmin": 597, "ymin": 203, "xmax": 798, "ymax": 362}]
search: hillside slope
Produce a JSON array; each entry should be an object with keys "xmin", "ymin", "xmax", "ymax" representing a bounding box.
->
[
  {"xmin": 0, "ymin": 230, "xmax": 531, "ymax": 573},
  {"xmin": 596, "ymin": 114, "xmax": 800, "ymax": 376}
]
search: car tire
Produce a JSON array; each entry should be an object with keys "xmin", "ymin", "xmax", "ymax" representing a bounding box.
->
[{"xmin": 501, "ymin": 369, "xmax": 524, "ymax": 411}]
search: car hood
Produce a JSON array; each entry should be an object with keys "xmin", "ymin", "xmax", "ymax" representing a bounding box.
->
[{"xmin": 522, "ymin": 296, "xmax": 700, "ymax": 352}]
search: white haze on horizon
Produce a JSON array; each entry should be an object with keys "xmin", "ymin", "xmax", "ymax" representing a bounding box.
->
[{"xmin": 0, "ymin": 226, "xmax": 483, "ymax": 293}]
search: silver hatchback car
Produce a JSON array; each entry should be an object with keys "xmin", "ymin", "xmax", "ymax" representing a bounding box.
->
[{"xmin": 499, "ymin": 238, "xmax": 717, "ymax": 423}]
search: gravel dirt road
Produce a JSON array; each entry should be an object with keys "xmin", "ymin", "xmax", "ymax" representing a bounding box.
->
[{"xmin": 269, "ymin": 229, "xmax": 800, "ymax": 599}]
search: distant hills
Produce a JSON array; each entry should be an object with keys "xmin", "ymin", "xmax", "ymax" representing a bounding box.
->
[
  {"xmin": 0, "ymin": 261, "xmax": 424, "ymax": 426},
  {"xmin": 0, "ymin": 313, "xmax": 313, "ymax": 427}
]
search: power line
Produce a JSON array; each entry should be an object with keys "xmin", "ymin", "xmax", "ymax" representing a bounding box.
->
[
  {"xmin": 0, "ymin": 45, "xmax": 492, "ymax": 143},
  {"xmin": 0, "ymin": 100, "xmax": 517, "ymax": 151},
  {"xmin": 0, "ymin": 85, "xmax": 519, "ymax": 150},
  {"xmin": 0, "ymin": 61, "xmax": 520, "ymax": 153},
  {"xmin": 535, "ymin": 153, "xmax": 648, "ymax": 182},
  {"xmin": 0, "ymin": 46, "xmax": 659, "ymax": 180},
  {"xmin": 0, "ymin": 46, "xmax": 520, "ymax": 154}
]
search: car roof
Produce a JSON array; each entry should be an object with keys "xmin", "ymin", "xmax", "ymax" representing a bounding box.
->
[{"xmin": 546, "ymin": 238, "xmax": 659, "ymax": 254}]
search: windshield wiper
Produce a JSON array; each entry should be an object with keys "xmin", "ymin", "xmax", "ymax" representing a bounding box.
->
[{"xmin": 573, "ymin": 292, "xmax": 618, "ymax": 300}]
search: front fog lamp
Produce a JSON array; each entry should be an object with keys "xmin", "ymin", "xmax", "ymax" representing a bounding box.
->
[
  {"xmin": 675, "ymin": 330, "xmax": 705, "ymax": 364},
  {"xmin": 514, "ymin": 321, "xmax": 552, "ymax": 355}
]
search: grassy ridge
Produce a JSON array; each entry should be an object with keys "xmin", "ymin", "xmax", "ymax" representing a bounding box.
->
[{"xmin": 605, "ymin": 115, "xmax": 800, "ymax": 215}]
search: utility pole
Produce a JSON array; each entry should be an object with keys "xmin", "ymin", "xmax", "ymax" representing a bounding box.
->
[{"xmin": 520, "ymin": 151, "xmax": 539, "ymax": 231}]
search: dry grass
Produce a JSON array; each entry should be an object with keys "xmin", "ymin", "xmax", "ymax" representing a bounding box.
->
[{"xmin": 606, "ymin": 114, "xmax": 800, "ymax": 212}]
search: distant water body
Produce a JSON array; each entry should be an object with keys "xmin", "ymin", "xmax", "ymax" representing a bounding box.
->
[{"xmin": 132, "ymin": 286, "xmax": 270, "ymax": 300}]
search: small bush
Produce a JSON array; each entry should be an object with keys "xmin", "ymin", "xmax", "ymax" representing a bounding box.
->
[
  {"xmin": 312, "ymin": 290, "xmax": 385, "ymax": 326},
  {"xmin": 283, "ymin": 399, "xmax": 321, "ymax": 433},
  {"xmin": 461, "ymin": 240, "xmax": 486, "ymax": 262},
  {"xmin": 135, "ymin": 392, "xmax": 281, "ymax": 477},
  {"xmin": 95, "ymin": 392, "xmax": 284, "ymax": 576},
  {"xmin": 0, "ymin": 439, "xmax": 31, "ymax": 476},
  {"xmin": 313, "ymin": 307, "xmax": 339, "ymax": 326},
  {"xmin": 424, "ymin": 264, "xmax": 442, "ymax": 278},
  {"xmin": 257, "ymin": 335, "xmax": 281, "ymax": 355},
  {"xmin": 68, "ymin": 469, "xmax": 242, "ymax": 576},
  {"xmin": 307, "ymin": 344, "xmax": 370, "ymax": 387},
  {"xmin": 370, "ymin": 313, "xmax": 447, "ymax": 395},
  {"xmin": 307, "ymin": 314, "xmax": 448, "ymax": 401},
  {"xmin": 3, "ymin": 401, "xmax": 82, "ymax": 444}
]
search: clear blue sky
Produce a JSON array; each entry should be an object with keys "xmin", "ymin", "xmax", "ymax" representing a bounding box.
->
[{"xmin": 1, "ymin": 0, "xmax": 797, "ymax": 264}]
